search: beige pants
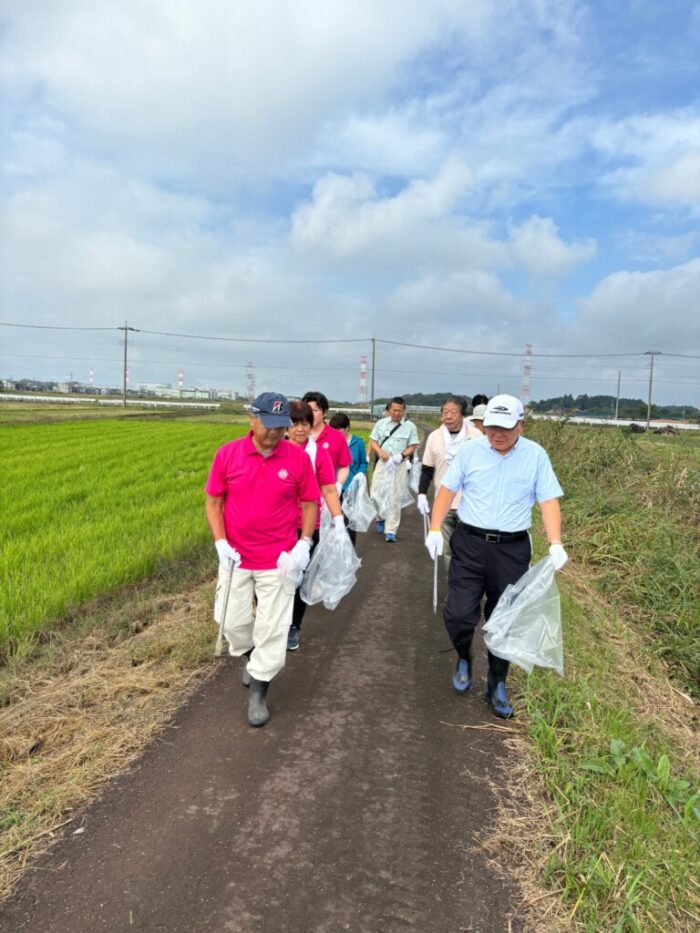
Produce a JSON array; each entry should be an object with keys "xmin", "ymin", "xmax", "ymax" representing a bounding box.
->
[
  {"xmin": 371, "ymin": 459, "xmax": 406, "ymax": 534},
  {"xmin": 215, "ymin": 566, "xmax": 294, "ymax": 682}
]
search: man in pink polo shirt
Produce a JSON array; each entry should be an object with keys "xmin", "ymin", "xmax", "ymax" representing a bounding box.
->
[
  {"xmin": 205, "ymin": 392, "xmax": 320, "ymax": 728},
  {"xmin": 301, "ymin": 390, "xmax": 352, "ymax": 488}
]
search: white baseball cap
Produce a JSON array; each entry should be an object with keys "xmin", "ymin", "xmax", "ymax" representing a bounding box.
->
[{"xmin": 482, "ymin": 394, "xmax": 525, "ymax": 429}]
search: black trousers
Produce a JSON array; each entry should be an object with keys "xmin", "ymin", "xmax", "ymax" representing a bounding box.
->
[
  {"xmin": 292, "ymin": 529, "xmax": 320, "ymax": 630},
  {"xmin": 443, "ymin": 524, "xmax": 531, "ymax": 679}
]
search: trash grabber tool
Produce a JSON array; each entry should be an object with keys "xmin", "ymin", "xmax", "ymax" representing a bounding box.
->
[
  {"xmin": 422, "ymin": 512, "xmax": 428, "ymax": 539},
  {"xmin": 432, "ymin": 551, "xmax": 438, "ymax": 615},
  {"xmin": 215, "ymin": 560, "xmax": 235, "ymax": 657}
]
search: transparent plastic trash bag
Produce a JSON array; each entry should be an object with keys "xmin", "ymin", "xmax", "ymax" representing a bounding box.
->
[
  {"xmin": 370, "ymin": 462, "xmax": 394, "ymax": 517},
  {"xmin": 341, "ymin": 473, "xmax": 376, "ymax": 532},
  {"xmin": 483, "ymin": 556, "xmax": 564, "ymax": 676},
  {"xmin": 398, "ymin": 461, "xmax": 414, "ymax": 508},
  {"xmin": 300, "ymin": 524, "xmax": 362, "ymax": 610},
  {"xmin": 318, "ymin": 501, "xmax": 333, "ymax": 540},
  {"xmin": 371, "ymin": 460, "xmax": 414, "ymax": 515},
  {"xmin": 408, "ymin": 454, "xmax": 421, "ymax": 494}
]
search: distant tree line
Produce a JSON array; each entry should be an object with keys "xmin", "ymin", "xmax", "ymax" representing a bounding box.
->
[{"xmin": 530, "ymin": 394, "xmax": 699, "ymax": 420}]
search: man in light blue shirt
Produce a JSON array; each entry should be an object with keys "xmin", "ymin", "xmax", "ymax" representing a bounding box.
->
[
  {"xmin": 425, "ymin": 395, "xmax": 568, "ymax": 718},
  {"xmin": 369, "ymin": 397, "xmax": 419, "ymax": 542}
]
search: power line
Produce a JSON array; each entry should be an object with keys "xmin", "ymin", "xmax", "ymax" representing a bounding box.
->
[
  {"xmin": 0, "ymin": 321, "xmax": 117, "ymax": 332},
  {"xmin": 137, "ymin": 328, "xmax": 367, "ymax": 345},
  {"xmin": 375, "ymin": 337, "xmax": 645, "ymax": 359}
]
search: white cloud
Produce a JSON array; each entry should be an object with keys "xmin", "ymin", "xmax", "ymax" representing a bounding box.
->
[
  {"xmin": 508, "ymin": 216, "xmax": 596, "ymax": 277},
  {"xmin": 291, "ymin": 157, "xmax": 473, "ymax": 260},
  {"xmin": 574, "ymin": 257, "xmax": 700, "ymax": 348},
  {"xmin": 593, "ymin": 111, "xmax": 700, "ymax": 210}
]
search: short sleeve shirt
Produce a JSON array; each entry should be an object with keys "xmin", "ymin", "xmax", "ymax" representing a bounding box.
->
[
  {"xmin": 300, "ymin": 440, "xmax": 335, "ymax": 530},
  {"xmin": 441, "ymin": 435, "xmax": 563, "ymax": 531},
  {"xmin": 370, "ymin": 417, "xmax": 419, "ymax": 456},
  {"xmin": 422, "ymin": 423, "xmax": 482, "ymax": 508},
  {"xmin": 205, "ymin": 432, "xmax": 320, "ymax": 570},
  {"xmin": 316, "ymin": 424, "xmax": 352, "ymax": 476}
]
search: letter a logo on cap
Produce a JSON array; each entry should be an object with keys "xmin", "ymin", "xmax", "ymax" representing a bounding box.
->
[{"xmin": 272, "ymin": 400, "xmax": 282, "ymax": 412}]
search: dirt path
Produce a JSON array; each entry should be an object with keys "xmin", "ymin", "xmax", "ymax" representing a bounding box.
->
[{"xmin": 1, "ymin": 511, "xmax": 524, "ymax": 933}]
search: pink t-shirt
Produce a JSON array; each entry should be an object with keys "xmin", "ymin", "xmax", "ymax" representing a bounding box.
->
[
  {"xmin": 205, "ymin": 432, "xmax": 320, "ymax": 570},
  {"xmin": 315, "ymin": 423, "xmax": 352, "ymax": 476},
  {"xmin": 298, "ymin": 440, "xmax": 335, "ymax": 530}
]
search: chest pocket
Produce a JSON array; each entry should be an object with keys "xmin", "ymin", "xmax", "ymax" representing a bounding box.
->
[{"xmin": 505, "ymin": 477, "xmax": 534, "ymax": 507}]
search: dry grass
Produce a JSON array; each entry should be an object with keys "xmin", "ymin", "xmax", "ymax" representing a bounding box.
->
[{"xmin": 0, "ymin": 580, "xmax": 218, "ymax": 902}]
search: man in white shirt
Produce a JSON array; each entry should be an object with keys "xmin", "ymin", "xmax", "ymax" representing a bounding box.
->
[
  {"xmin": 369, "ymin": 397, "xmax": 419, "ymax": 542},
  {"xmin": 425, "ymin": 395, "xmax": 568, "ymax": 718},
  {"xmin": 417, "ymin": 395, "xmax": 481, "ymax": 571}
]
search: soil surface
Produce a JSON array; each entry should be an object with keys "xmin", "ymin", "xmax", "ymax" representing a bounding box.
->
[{"xmin": 1, "ymin": 510, "xmax": 524, "ymax": 933}]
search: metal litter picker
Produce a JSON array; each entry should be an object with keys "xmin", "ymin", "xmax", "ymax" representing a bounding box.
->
[
  {"xmin": 432, "ymin": 547, "xmax": 438, "ymax": 614},
  {"xmin": 214, "ymin": 559, "xmax": 235, "ymax": 657},
  {"xmin": 422, "ymin": 513, "xmax": 438, "ymax": 614}
]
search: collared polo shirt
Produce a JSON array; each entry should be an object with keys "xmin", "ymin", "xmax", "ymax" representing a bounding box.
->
[
  {"xmin": 205, "ymin": 432, "xmax": 320, "ymax": 570},
  {"xmin": 315, "ymin": 423, "xmax": 352, "ymax": 477},
  {"xmin": 370, "ymin": 417, "xmax": 419, "ymax": 456},
  {"xmin": 441, "ymin": 435, "xmax": 563, "ymax": 532}
]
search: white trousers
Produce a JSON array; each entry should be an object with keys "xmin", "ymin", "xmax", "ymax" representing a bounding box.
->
[{"xmin": 214, "ymin": 566, "xmax": 294, "ymax": 682}]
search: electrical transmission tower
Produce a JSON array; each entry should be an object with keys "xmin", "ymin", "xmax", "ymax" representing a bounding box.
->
[
  {"xmin": 358, "ymin": 355, "xmax": 368, "ymax": 404},
  {"xmin": 521, "ymin": 343, "xmax": 533, "ymax": 407},
  {"xmin": 245, "ymin": 361, "xmax": 256, "ymax": 402}
]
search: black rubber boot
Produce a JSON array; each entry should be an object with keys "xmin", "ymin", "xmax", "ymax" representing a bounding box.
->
[
  {"xmin": 452, "ymin": 638, "xmax": 473, "ymax": 693},
  {"xmin": 247, "ymin": 677, "xmax": 270, "ymax": 727}
]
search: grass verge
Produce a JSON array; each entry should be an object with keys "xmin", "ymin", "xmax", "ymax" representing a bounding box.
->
[
  {"xmin": 0, "ymin": 546, "xmax": 220, "ymax": 902},
  {"xmin": 493, "ymin": 422, "xmax": 699, "ymax": 930}
]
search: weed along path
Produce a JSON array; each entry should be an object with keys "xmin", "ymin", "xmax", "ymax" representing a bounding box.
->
[{"xmin": 1, "ymin": 511, "xmax": 524, "ymax": 933}]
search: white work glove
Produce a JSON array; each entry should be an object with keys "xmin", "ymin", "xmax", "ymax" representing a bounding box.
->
[
  {"xmin": 290, "ymin": 538, "xmax": 312, "ymax": 573},
  {"xmin": 549, "ymin": 543, "xmax": 568, "ymax": 571},
  {"xmin": 391, "ymin": 452, "xmax": 403, "ymax": 465},
  {"xmin": 215, "ymin": 538, "xmax": 241, "ymax": 571},
  {"xmin": 332, "ymin": 515, "xmax": 346, "ymax": 532},
  {"xmin": 416, "ymin": 494, "xmax": 430, "ymax": 516},
  {"xmin": 277, "ymin": 550, "xmax": 304, "ymax": 588},
  {"xmin": 425, "ymin": 531, "xmax": 444, "ymax": 559}
]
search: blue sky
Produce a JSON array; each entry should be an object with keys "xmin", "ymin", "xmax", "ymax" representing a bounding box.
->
[{"xmin": 1, "ymin": 0, "xmax": 699, "ymax": 405}]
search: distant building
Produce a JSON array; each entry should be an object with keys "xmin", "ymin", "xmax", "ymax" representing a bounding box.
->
[{"xmin": 180, "ymin": 387, "xmax": 212, "ymax": 400}]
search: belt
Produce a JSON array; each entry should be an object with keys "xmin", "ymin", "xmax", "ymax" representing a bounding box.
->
[{"xmin": 460, "ymin": 522, "xmax": 529, "ymax": 543}]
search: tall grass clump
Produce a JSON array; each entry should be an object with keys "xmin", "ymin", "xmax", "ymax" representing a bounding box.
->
[
  {"xmin": 0, "ymin": 418, "xmax": 246, "ymax": 660},
  {"xmin": 528, "ymin": 420, "xmax": 700, "ymax": 697},
  {"xmin": 511, "ymin": 421, "xmax": 699, "ymax": 929}
]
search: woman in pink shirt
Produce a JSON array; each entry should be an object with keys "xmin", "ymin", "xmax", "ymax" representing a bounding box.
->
[
  {"xmin": 301, "ymin": 390, "xmax": 352, "ymax": 488},
  {"xmin": 285, "ymin": 400, "xmax": 346, "ymax": 651}
]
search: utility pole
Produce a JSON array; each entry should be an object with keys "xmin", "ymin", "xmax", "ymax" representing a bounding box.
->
[
  {"xmin": 119, "ymin": 322, "xmax": 138, "ymax": 408},
  {"xmin": 615, "ymin": 370, "xmax": 621, "ymax": 419},
  {"xmin": 369, "ymin": 336, "xmax": 376, "ymax": 421},
  {"xmin": 645, "ymin": 351, "xmax": 659, "ymax": 431}
]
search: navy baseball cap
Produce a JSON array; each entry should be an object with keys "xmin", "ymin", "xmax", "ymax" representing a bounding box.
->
[{"xmin": 250, "ymin": 392, "xmax": 292, "ymax": 428}]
